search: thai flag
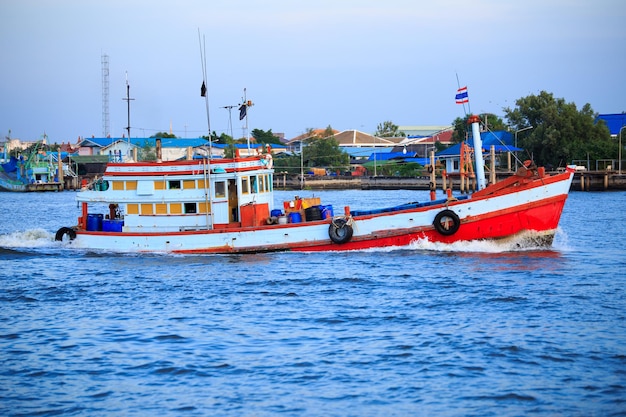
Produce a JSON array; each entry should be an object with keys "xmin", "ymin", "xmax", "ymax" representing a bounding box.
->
[{"xmin": 455, "ymin": 86, "xmax": 469, "ymax": 104}]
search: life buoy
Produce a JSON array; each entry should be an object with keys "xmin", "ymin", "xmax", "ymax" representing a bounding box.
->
[
  {"xmin": 433, "ymin": 209, "xmax": 460, "ymax": 236},
  {"xmin": 264, "ymin": 153, "xmax": 273, "ymax": 169},
  {"xmin": 328, "ymin": 218, "xmax": 353, "ymax": 244},
  {"xmin": 55, "ymin": 227, "xmax": 77, "ymax": 242}
]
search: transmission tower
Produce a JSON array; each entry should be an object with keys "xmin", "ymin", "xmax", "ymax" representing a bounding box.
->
[{"xmin": 102, "ymin": 54, "xmax": 110, "ymax": 137}]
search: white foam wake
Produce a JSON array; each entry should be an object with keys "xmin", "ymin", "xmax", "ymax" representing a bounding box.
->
[{"xmin": 0, "ymin": 228, "xmax": 56, "ymax": 248}]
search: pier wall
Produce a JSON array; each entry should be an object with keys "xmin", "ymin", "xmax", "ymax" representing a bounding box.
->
[{"xmin": 274, "ymin": 172, "xmax": 626, "ymax": 192}]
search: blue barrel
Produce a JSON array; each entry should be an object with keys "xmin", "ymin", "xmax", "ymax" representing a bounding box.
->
[
  {"xmin": 102, "ymin": 219, "xmax": 124, "ymax": 232},
  {"xmin": 321, "ymin": 205, "xmax": 334, "ymax": 219},
  {"xmin": 86, "ymin": 214, "xmax": 103, "ymax": 231},
  {"xmin": 271, "ymin": 209, "xmax": 283, "ymax": 217},
  {"xmin": 288, "ymin": 211, "xmax": 302, "ymax": 223}
]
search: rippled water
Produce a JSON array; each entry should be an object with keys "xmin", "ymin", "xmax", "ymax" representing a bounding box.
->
[{"xmin": 1, "ymin": 189, "xmax": 625, "ymax": 416}]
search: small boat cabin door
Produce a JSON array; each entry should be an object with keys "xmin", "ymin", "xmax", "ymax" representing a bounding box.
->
[{"xmin": 228, "ymin": 179, "xmax": 239, "ymax": 223}]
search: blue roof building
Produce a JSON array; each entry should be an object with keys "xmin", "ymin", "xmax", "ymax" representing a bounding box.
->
[{"xmin": 595, "ymin": 113, "xmax": 626, "ymax": 136}]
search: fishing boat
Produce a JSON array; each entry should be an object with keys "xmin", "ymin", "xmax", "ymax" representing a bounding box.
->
[
  {"xmin": 0, "ymin": 141, "xmax": 64, "ymax": 192},
  {"xmin": 54, "ymin": 116, "xmax": 575, "ymax": 253}
]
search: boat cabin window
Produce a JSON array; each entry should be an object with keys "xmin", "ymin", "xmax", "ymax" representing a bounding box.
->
[
  {"xmin": 168, "ymin": 180, "xmax": 181, "ymax": 189},
  {"xmin": 215, "ymin": 181, "xmax": 226, "ymax": 198},
  {"xmin": 241, "ymin": 177, "xmax": 249, "ymax": 194},
  {"xmin": 184, "ymin": 203, "xmax": 197, "ymax": 214},
  {"xmin": 258, "ymin": 175, "xmax": 265, "ymax": 193},
  {"xmin": 251, "ymin": 175, "xmax": 258, "ymax": 193}
]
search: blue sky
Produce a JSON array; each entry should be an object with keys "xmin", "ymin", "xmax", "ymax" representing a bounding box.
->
[{"xmin": 1, "ymin": 0, "xmax": 624, "ymax": 143}]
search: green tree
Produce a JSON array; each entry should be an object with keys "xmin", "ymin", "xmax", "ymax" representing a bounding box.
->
[
  {"xmin": 374, "ymin": 121, "xmax": 405, "ymax": 137},
  {"xmin": 504, "ymin": 91, "xmax": 612, "ymax": 167},
  {"xmin": 303, "ymin": 125, "xmax": 349, "ymax": 171},
  {"xmin": 138, "ymin": 140, "xmax": 156, "ymax": 161},
  {"xmin": 201, "ymin": 131, "xmax": 221, "ymax": 143},
  {"xmin": 272, "ymin": 154, "xmax": 301, "ymax": 175},
  {"xmin": 252, "ymin": 128, "xmax": 283, "ymax": 145},
  {"xmin": 150, "ymin": 132, "xmax": 177, "ymax": 138}
]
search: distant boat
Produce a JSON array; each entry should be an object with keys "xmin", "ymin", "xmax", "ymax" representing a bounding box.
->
[
  {"xmin": 0, "ymin": 142, "xmax": 63, "ymax": 192},
  {"xmin": 54, "ymin": 116, "xmax": 575, "ymax": 253}
]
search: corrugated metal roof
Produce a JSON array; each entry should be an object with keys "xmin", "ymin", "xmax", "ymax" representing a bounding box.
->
[
  {"xmin": 341, "ymin": 147, "xmax": 393, "ymax": 157},
  {"xmin": 595, "ymin": 113, "xmax": 626, "ymax": 136}
]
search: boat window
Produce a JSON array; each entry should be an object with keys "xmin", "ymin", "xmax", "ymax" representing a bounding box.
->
[
  {"xmin": 259, "ymin": 175, "xmax": 265, "ymax": 193},
  {"xmin": 168, "ymin": 180, "xmax": 181, "ymax": 189},
  {"xmin": 215, "ymin": 181, "xmax": 226, "ymax": 198},
  {"xmin": 268, "ymin": 174, "xmax": 273, "ymax": 191},
  {"xmin": 127, "ymin": 204, "xmax": 139, "ymax": 215},
  {"xmin": 241, "ymin": 177, "xmax": 249, "ymax": 194},
  {"xmin": 251, "ymin": 175, "xmax": 258, "ymax": 193},
  {"xmin": 198, "ymin": 201, "xmax": 210, "ymax": 213},
  {"xmin": 156, "ymin": 203, "xmax": 167, "ymax": 214},
  {"xmin": 183, "ymin": 180, "xmax": 195, "ymax": 189},
  {"xmin": 184, "ymin": 203, "xmax": 197, "ymax": 214},
  {"xmin": 170, "ymin": 203, "xmax": 182, "ymax": 214}
]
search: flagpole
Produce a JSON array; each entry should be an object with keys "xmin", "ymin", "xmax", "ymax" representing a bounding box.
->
[{"xmin": 455, "ymin": 73, "xmax": 469, "ymax": 116}]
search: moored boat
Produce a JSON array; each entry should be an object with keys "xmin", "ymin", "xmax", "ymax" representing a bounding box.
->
[
  {"xmin": 55, "ymin": 116, "xmax": 575, "ymax": 253},
  {"xmin": 0, "ymin": 143, "xmax": 64, "ymax": 192}
]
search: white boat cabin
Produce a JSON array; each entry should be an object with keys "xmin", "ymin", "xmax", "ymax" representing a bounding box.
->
[{"xmin": 76, "ymin": 156, "xmax": 274, "ymax": 233}]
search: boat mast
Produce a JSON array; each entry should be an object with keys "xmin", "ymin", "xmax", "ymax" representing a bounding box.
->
[
  {"xmin": 123, "ymin": 72, "xmax": 134, "ymax": 143},
  {"xmin": 198, "ymin": 30, "xmax": 212, "ymax": 157},
  {"xmin": 198, "ymin": 30, "xmax": 214, "ymax": 229},
  {"xmin": 468, "ymin": 115, "xmax": 486, "ymax": 190}
]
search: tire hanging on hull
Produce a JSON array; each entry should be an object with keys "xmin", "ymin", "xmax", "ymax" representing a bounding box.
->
[
  {"xmin": 55, "ymin": 227, "xmax": 76, "ymax": 242},
  {"xmin": 433, "ymin": 210, "xmax": 460, "ymax": 236},
  {"xmin": 328, "ymin": 218, "xmax": 353, "ymax": 244}
]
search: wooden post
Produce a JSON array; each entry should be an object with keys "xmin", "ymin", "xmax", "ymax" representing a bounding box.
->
[
  {"xmin": 459, "ymin": 143, "xmax": 465, "ymax": 193},
  {"xmin": 489, "ymin": 145, "xmax": 496, "ymax": 184},
  {"xmin": 57, "ymin": 150, "xmax": 64, "ymax": 190},
  {"xmin": 429, "ymin": 150, "xmax": 436, "ymax": 201}
]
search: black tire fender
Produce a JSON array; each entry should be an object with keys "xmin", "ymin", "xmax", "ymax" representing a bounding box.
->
[
  {"xmin": 433, "ymin": 209, "xmax": 460, "ymax": 236},
  {"xmin": 328, "ymin": 218, "xmax": 353, "ymax": 244},
  {"xmin": 55, "ymin": 227, "xmax": 76, "ymax": 242}
]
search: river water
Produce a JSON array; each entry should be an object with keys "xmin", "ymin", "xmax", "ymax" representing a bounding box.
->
[{"xmin": 0, "ymin": 189, "xmax": 625, "ymax": 416}]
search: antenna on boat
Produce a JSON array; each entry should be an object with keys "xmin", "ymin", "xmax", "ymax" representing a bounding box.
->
[
  {"xmin": 198, "ymin": 29, "xmax": 212, "ymax": 158},
  {"xmin": 240, "ymin": 88, "xmax": 253, "ymax": 154},
  {"xmin": 221, "ymin": 105, "xmax": 236, "ymax": 142},
  {"xmin": 123, "ymin": 71, "xmax": 134, "ymax": 145}
]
